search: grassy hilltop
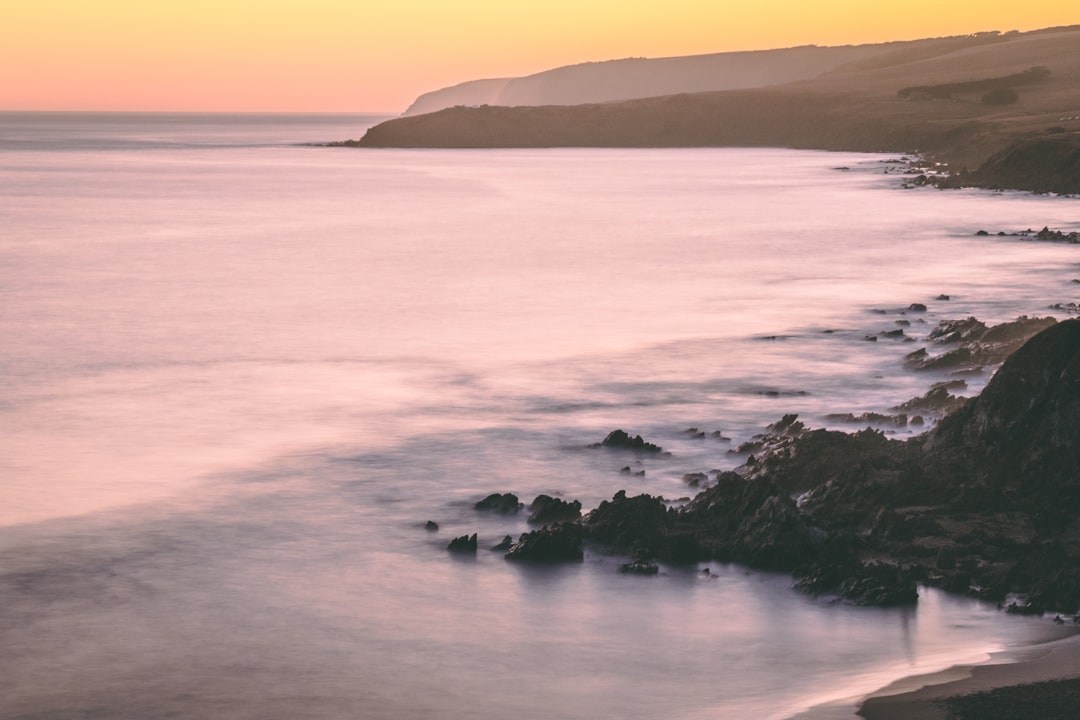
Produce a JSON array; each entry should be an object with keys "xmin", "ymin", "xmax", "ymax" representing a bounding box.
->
[{"xmin": 355, "ymin": 26, "xmax": 1080, "ymax": 193}]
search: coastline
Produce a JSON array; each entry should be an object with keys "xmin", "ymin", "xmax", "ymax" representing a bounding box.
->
[
  {"xmin": 350, "ymin": 24, "xmax": 1080, "ymax": 196},
  {"xmin": 856, "ymin": 631, "xmax": 1080, "ymax": 719}
]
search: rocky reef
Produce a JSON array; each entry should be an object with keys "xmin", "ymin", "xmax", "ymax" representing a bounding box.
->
[{"xmin": 450, "ymin": 319, "xmax": 1080, "ymax": 613}]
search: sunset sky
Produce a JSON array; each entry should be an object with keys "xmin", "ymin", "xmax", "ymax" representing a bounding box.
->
[{"xmin": 2, "ymin": 1, "xmax": 1076, "ymax": 112}]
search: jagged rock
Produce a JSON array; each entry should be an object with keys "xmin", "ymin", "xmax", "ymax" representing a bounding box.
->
[
  {"xmin": 929, "ymin": 317, "xmax": 987, "ymax": 344},
  {"xmin": 474, "ymin": 493, "xmax": 523, "ymax": 513},
  {"xmin": 584, "ymin": 491, "xmax": 674, "ymax": 558},
  {"xmin": 448, "ymin": 533, "xmax": 478, "ymax": 553},
  {"xmin": 768, "ymin": 413, "xmax": 804, "ymax": 435},
  {"xmin": 592, "ymin": 429, "xmax": 663, "ymax": 453},
  {"xmin": 504, "ymin": 523, "xmax": 583, "ymax": 562},
  {"xmin": 425, "ymin": 520, "xmax": 439, "ymax": 531},
  {"xmin": 527, "ymin": 494, "xmax": 582, "ymax": 525},
  {"xmin": 909, "ymin": 316, "xmax": 1056, "ymax": 373},
  {"xmin": 490, "ymin": 534, "xmax": 514, "ymax": 551},
  {"xmin": 1033, "ymin": 226, "xmax": 1080, "ymax": 243},
  {"xmin": 825, "ymin": 411, "xmax": 908, "ymax": 427},
  {"xmin": 890, "ymin": 385, "xmax": 968, "ymax": 415},
  {"xmin": 908, "ymin": 303, "xmax": 928, "ymax": 312}
]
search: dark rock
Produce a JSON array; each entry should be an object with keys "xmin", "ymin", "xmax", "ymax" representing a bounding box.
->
[
  {"xmin": 584, "ymin": 491, "xmax": 674, "ymax": 558},
  {"xmin": 474, "ymin": 493, "xmax": 523, "ymax": 513},
  {"xmin": 505, "ymin": 523, "xmax": 583, "ymax": 562},
  {"xmin": 490, "ymin": 534, "xmax": 514, "ymax": 551},
  {"xmin": 593, "ymin": 429, "xmax": 663, "ymax": 453},
  {"xmin": 448, "ymin": 533, "xmax": 478, "ymax": 553},
  {"xmin": 1034, "ymin": 226, "xmax": 1080, "ymax": 243},
  {"xmin": 929, "ymin": 317, "xmax": 988, "ymax": 344},
  {"xmin": 881, "ymin": 328, "xmax": 905, "ymax": 338},
  {"xmin": 975, "ymin": 230, "xmax": 990, "ymax": 236},
  {"xmin": 825, "ymin": 412, "xmax": 908, "ymax": 427},
  {"xmin": 527, "ymin": 494, "xmax": 582, "ymax": 525},
  {"xmin": 908, "ymin": 303, "xmax": 928, "ymax": 312},
  {"xmin": 619, "ymin": 560, "xmax": 660, "ymax": 575},
  {"xmin": 425, "ymin": 520, "xmax": 439, "ymax": 531},
  {"xmin": 683, "ymin": 472, "xmax": 708, "ymax": 487},
  {"xmin": 937, "ymin": 294, "xmax": 951, "ymax": 301},
  {"xmin": 890, "ymin": 386, "xmax": 968, "ymax": 415},
  {"xmin": 620, "ymin": 466, "xmax": 633, "ymax": 474},
  {"xmin": 838, "ymin": 563, "xmax": 919, "ymax": 606},
  {"xmin": 863, "ymin": 335, "xmax": 879, "ymax": 342},
  {"xmin": 768, "ymin": 413, "xmax": 804, "ymax": 435},
  {"xmin": 923, "ymin": 319, "xmax": 1080, "ymax": 525}
]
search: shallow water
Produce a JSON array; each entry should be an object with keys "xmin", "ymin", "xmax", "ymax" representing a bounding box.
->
[{"xmin": 2, "ymin": 113, "xmax": 1078, "ymax": 719}]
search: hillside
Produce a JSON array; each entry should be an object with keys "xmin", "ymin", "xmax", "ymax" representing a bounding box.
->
[
  {"xmin": 402, "ymin": 40, "xmax": 951, "ymax": 116},
  {"xmin": 357, "ymin": 26, "xmax": 1080, "ymax": 194}
]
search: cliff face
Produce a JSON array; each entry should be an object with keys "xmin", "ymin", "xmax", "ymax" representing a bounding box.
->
[{"xmin": 924, "ymin": 318, "xmax": 1080, "ymax": 525}]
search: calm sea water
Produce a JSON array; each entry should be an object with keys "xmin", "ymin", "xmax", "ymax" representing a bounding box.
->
[{"xmin": 2, "ymin": 113, "xmax": 1078, "ymax": 719}]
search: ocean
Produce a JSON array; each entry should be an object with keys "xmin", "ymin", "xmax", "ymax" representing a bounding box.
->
[{"xmin": 2, "ymin": 112, "xmax": 1078, "ymax": 719}]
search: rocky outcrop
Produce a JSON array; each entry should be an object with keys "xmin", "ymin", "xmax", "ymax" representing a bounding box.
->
[
  {"xmin": 591, "ymin": 429, "xmax": 663, "ymax": 453},
  {"xmin": 444, "ymin": 321, "xmax": 1080, "ymax": 611},
  {"xmin": 474, "ymin": 493, "xmax": 523, "ymax": 513},
  {"xmin": 448, "ymin": 533, "xmax": 478, "ymax": 553},
  {"xmin": 527, "ymin": 495, "xmax": 582, "ymax": 525},
  {"xmin": 504, "ymin": 523, "xmax": 584, "ymax": 562},
  {"xmin": 904, "ymin": 315, "xmax": 1057, "ymax": 373}
]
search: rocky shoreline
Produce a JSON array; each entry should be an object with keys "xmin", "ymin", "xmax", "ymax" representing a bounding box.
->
[{"xmin": 439, "ymin": 310, "xmax": 1080, "ymax": 617}]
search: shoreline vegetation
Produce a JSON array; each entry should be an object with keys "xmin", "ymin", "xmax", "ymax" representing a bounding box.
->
[{"xmin": 341, "ymin": 24, "xmax": 1080, "ymax": 195}]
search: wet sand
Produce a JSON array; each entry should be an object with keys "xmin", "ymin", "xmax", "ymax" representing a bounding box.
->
[{"xmin": 858, "ymin": 631, "xmax": 1080, "ymax": 719}]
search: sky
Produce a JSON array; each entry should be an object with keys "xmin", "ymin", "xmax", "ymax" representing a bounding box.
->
[{"xmin": 2, "ymin": 1, "xmax": 1077, "ymax": 113}]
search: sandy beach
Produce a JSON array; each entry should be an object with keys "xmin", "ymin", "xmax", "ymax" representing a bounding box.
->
[{"xmin": 858, "ymin": 629, "xmax": 1080, "ymax": 719}]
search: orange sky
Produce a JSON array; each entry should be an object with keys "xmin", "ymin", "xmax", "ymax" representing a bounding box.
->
[{"xmin": 2, "ymin": 1, "xmax": 1077, "ymax": 112}]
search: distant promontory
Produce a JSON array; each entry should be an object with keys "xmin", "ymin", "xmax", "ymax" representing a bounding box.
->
[{"xmin": 350, "ymin": 26, "xmax": 1080, "ymax": 195}]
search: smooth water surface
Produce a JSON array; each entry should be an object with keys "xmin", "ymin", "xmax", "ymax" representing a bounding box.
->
[{"xmin": 2, "ymin": 113, "xmax": 1078, "ymax": 719}]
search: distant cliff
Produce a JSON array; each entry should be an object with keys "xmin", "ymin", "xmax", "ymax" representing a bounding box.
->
[
  {"xmin": 403, "ymin": 43, "xmax": 911, "ymax": 116},
  {"xmin": 360, "ymin": 26, "xmax": 1080, "ymax": 195}
]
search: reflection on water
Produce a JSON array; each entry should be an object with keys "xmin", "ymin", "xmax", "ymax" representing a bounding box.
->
[{"xmin": 2, "ymin": 118, "xmax": 1079, "ymax": 718}]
